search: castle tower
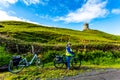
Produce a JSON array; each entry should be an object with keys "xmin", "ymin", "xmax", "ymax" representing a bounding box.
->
[{"xmin": 83, "ymin": 23, "xmax": 89, "ymax": 31}]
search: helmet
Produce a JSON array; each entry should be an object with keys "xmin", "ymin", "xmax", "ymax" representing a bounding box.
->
[{"xmin": 67, "ymin": 42, "xmax": 71, "ymax": 45}]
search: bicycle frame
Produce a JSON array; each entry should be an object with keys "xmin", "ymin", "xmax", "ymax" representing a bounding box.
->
[
  {"xmin": 60, "ymin": 55, "xmax": 74, "ymax": 63},
  {"xmin": 22, "ymin": 54, "xmax": 38, "ymax": 66},
  {"xmin": 29, "ymin": 54, "xmax": 37, "ymax": 65}
]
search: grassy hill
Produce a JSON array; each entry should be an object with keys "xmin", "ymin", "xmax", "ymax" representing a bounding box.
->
[{"xmin": 0, "ymin": 21, "xmax": 120, "ymax": 46}]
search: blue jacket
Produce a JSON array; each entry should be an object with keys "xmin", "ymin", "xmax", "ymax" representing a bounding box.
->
[{"xmin": 66, "ymin": 46, "xmax": 74, "ymax": 56}]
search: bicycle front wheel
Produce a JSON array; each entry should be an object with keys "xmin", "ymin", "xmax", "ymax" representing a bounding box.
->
[
  {"xmin": 71, "ymin": 57, "xmax": 81, "ymax": 69},
  {"xmin": 8, "ymin": 59, "xmax": 25, "ymax": 74},
  {"xmin": 36, "ymin": 58, "xmax": 44, "ymax": 68}
]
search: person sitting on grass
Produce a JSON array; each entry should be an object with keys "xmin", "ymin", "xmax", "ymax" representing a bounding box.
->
[{"xmin": 66, "ymin": 42, "xmax": 74, "ymax": 70}]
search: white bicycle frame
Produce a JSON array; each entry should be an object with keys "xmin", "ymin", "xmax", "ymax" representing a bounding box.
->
[
  {"xmin": 20, "ymin": 54, "xmax": 38, "ymax": 66},
  {"xmin": 19, "ymin": 46, "xmax": 41, "ymax": 67},
  {"xmin": 29, "ymin": 54, "xmax": 38, "ymax": 65}
]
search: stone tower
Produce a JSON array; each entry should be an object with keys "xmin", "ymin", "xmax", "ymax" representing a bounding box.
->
[{"xmin": 83, "ymin": 23, "xmax": 89, "ymax": 31}]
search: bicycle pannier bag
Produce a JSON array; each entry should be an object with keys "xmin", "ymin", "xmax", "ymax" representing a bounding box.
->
[
  {"xmin": 12, "ymin": 56, "xmax": 21, "ymax": 66},
  {"xmin": 55, "ymin": 56, "xmax": 62, "ymax": 62}
]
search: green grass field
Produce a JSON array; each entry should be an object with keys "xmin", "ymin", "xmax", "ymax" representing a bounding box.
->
[{"xmin": 0, "ymin": 21, "xmax": 120, "ymax": 45}]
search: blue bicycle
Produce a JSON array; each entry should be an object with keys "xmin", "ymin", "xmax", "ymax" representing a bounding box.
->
[
  {"xmin": 54, "ymin": 55, "xmax": 81, "ymax": 69},
  {"xmin": 8, "ymin": 52, "xmax": 44, "ymax": 74}
]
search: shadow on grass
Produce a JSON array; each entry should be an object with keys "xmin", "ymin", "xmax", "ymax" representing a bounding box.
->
[{"xmin": 43, "ymin": 66, "xmax": 94, "ymax": 71}]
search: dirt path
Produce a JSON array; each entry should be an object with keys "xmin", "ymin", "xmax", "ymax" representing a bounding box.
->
[{"xmin": 62, "ymin": 69, "xmax": 120, "ymax": 80}]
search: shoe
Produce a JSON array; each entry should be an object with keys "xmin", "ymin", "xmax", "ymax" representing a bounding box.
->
[{"xmin": 67, "ymin": 68, "xmax": 70, "ymax": 70}]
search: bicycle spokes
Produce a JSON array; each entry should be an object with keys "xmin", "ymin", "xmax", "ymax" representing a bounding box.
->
[{"xmin": 71, "ymin": 58, "xmax": 81, "ymax": 69}]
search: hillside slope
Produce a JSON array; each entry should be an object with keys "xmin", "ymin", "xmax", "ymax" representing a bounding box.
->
[{"xmin": 0, "ymin": 21, "xmax": 120, "ymax": 45}]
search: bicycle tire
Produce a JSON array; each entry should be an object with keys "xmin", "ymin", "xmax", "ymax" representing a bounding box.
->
[
  {"xmin": 8, "ymin": 59, "xmax": 25, "ymax": 74},
  {"xmin": 54, "ymin": 58, "xmax": 64, "ymax": 68},
  {"xmin": 36, "ymin": 58, "xmax": 44, "ymax": 68},
  {"xmin": 71, "ymin": 57, "xmax": 81, "ymax": 69}
]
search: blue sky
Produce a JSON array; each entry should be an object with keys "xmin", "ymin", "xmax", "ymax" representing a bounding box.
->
[{"xmin": 0, "ymin": 0, "xmax": 120, "ymax": 35}]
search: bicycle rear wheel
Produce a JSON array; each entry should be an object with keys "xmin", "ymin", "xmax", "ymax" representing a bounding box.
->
[
  {"xmin": 36, "ymin": 58, "xmax": 44, "ymax": 68},
  {"xmin": 54, "ymin": 58, "xmax": 64, "ymax": 68},
  {"xmin": 8, "ymin": 59, "xmax": 25, "ymax": 74},
  {"xmin": 71, "ymin": 57, "xmax": 81, "ymax": 69}
]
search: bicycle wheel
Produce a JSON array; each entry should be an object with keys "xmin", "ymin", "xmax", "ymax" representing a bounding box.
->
[
  {"xmin": 36, "ymin": 58, "xmax": 44, "ymax": 68},
  {"xmin": 8, "ymin": 59, "xmax": 25, "ymax": 74},
  {"xmin": 54, "ymin": 58, "xmax": 64, "ymax": 68},
  {"xmin": 71, "ymin": 57, "xmax": 81, "ymax": 69}
]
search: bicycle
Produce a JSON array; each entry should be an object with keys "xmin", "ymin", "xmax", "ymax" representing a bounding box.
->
[
  {"xmin": 53, "ymin": 55, "xmax": 81, "ymax": 69},
  {"xmin": 8, "ymin": 52, "xmax": 44, "ymax": 74}
]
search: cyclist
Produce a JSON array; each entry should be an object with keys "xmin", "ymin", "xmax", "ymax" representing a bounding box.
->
[{"xmin": 66, "ymin": 42, "xmax": 74, "ymax": 70}]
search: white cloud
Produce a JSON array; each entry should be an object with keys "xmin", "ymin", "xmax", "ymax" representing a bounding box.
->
[
  {"xmin": 0, "ymin": 10, "xmax": 40, "ymax": 24},
  {"xmin": 23, "ymin": 0, "xmax": 45, "ymax": 5},
  {"xmin": 112, "ymin": 9, "xmax": 120, "ymax": 14},
  {"xmin": 0, "ymin": 0, "xmax": 45, "ymax": 7},
  {"xmin": 55, "ymin": 0, "xmax": 108, "ymax": 23},
  {"xmin": 0, "ymin": 10, "xmax": 23, "ymax": 21},
  {"xmin": 0, "ymin": 0, "xmax": 18, "ymax": 7}
]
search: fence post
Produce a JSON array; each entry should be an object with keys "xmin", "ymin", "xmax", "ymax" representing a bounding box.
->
[
  {"xmin": 31, "ymin": 45, "xmax": 35, "ymax": 54},
  {"xmin": 16, "ymin": 44, "xmax": 19, "ymax": 53}
]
